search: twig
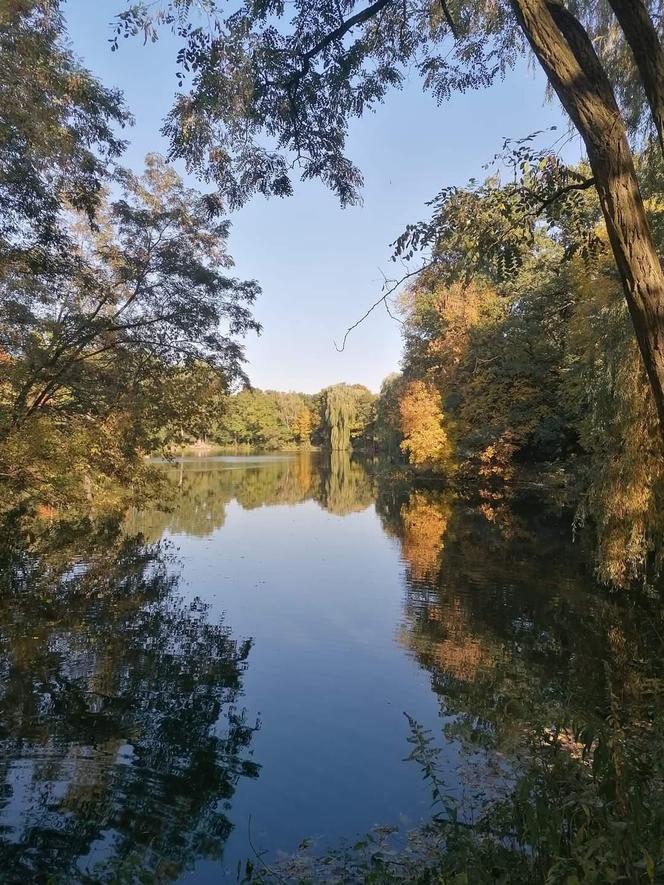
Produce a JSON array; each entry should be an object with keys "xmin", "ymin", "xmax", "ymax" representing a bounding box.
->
[
  {"xmin": 334, "ymin": 263, "xmax": 428, "ymax": 352},
  {"xmin": 247, "ymin": 814, "xmax": 289, "ymax": 884}
]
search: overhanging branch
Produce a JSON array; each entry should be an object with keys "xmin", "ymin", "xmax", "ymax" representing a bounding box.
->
[
  {"xmin": 531, "ymin": 175, "xmax": 595, "ymax": 213},
  {"xmin": 285, "ymin": 0, "xmax": 394, "ymax": 91},
  {"xmin": 334, "ymin": 263, "xmax": 426, "ymax": 352},
  {"xmin": 439, "ymin": 0, "xmax": 458, "ymax": 39}
]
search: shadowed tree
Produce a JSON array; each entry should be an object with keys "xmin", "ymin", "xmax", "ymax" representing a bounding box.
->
[
  {"xmin": 0, "ymin": 0, "xmax": 128, "ymax": 270},
  {"xmin": 3, "ymin": 154, "xmax": 260, "ymax": 432}
]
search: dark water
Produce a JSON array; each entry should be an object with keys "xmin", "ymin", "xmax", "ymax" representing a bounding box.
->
[{"xmin": 0, "ymin": 453, "xmax": 658, "ymax": 882}]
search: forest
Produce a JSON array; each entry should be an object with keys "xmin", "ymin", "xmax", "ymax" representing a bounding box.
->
[{"xmin": 4, "ymin": 1, "xmax": 664, "ymax": 882}]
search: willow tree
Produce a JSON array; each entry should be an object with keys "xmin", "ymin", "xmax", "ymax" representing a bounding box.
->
[
  {"xmin": 115, "ymin": 0, "xmax": 664, "ymax": 437},
  {"xmin": 321, "ymin": 384, "xmax": 359, "ymax": 451}
]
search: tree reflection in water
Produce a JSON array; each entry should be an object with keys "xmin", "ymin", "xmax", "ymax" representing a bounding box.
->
[
  {"xmin": 319, "ymin": 450, "xmax": 375, "ymax": 516},
  {"xmin": 379, "ymin": 479, "xmax": 664, "ymax": 819},
  {"xmin": 5, "ymin": 455, "xmax": 663, "ymax": 881},
  {"xmin": 0, "ymin": 518, "xmax": 259, "ymax": 883},
  {"xmin": 126, "ymin": 452, "xmax": 377, "ymax": 543}
]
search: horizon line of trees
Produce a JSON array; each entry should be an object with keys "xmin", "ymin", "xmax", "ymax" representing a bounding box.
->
[{"xmin": 195, "ymin": 383, "xmax": 379, "ymax": 453}]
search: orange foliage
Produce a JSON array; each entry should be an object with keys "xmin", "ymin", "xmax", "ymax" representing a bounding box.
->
[
  {"xmin": 400, "ymin": 598, "xmax": 495, "ymax": 683},
  {"xmin": 399, "ymin": 380, "xmax": 451, "ymax": 468},
  {"xmin": 293, "ymin": 407, "xmax": 313, "ymax": 444},
  {"xmin": 431, "ymin": 610, "xmax": 494, "ymax": 682},
  {"xmin": 400, "ymin": 492, "xmax": 451, "ymax": 580}
]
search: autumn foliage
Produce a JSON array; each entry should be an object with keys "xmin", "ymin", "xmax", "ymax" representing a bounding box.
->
[{"xmin": 399, "ymin": 381, "xmax": 451, "ymax": 470}]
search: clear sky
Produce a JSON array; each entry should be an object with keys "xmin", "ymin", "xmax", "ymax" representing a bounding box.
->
[{"xmin": 65, "ymin": 2, "xmax": 582, "ymax": 393}]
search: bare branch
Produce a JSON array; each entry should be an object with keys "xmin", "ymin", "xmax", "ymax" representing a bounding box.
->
[
  {"xmin": 334, "ymin": 263, "xmax": 428, "ymax": 352},
  {"xmin": 439, "ymin": 0, "xmax": 458, "ymax": 39}
]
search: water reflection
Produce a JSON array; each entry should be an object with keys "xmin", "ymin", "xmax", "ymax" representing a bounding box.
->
[
  {"xmin": 2, "ymin": 455, "xmax": 663, "ymax": 881},
  {"xmin": 127, "ymin": 454, "xmax": 663, "ymax": 769},
  {"xmin": 379, "ymin": 483, "xmax": 664, "ymax": 776},
  {"xmin": 132, "ymin": 454, "xmax": 658, "ymax": 767},
  {"xmin": 127, "ymin": 453, "xmax": 377, "ymax": 542},
  {"xmin": 0, "ymin": 521, "xmax": 258, "ymax": 882},
  {"xmin": 319, "ymin": 450, "xmax": 375, "ymax": 516}
]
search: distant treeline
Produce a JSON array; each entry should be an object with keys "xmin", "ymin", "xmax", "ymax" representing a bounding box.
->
[{"xmin": 198, "ymin": 384, "xmax": 380, "ymax": 453}]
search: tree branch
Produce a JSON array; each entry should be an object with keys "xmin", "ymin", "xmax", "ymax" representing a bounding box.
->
[
  {"xmin": 530, "ymin": 175, "xmax": 595, "ymax": 213},
  {"xmin": 286, "ymin": 0, "xmax": 394, "ymax": 91},
  {"xmin": 439, "ymin": 0, "xmax": 458, "ymax": 39},
  {"xmin": 606, "ymin": 0, "xmax": 664, "ymax": 156},
  {"xmin": 334, "ymin": 263, "xmax": 426, "ymax": 352}
]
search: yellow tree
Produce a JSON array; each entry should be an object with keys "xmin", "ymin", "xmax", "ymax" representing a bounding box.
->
[
  {"xmin": 293, "ymin": 407, "xmax": 313, "ymax": 445},
  {"xmin": 399, "ymin": 491, "xmax": 451, "ymax": 581},
  {"xmin": 399, "ymin": 380, "xmax": 452, "ymax": 469}
]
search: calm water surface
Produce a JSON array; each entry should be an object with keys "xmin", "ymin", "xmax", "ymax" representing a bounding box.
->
[{"xmin": 0, "ymin": 453, "xmax": 645, "ymax": 882}]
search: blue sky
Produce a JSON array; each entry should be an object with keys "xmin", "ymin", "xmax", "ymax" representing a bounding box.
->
[{"xmin": 65, "ymin": 2, "xmax": 582, "ymax": 393}]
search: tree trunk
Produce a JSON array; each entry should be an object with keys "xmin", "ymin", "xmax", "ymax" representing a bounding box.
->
[
  {"xmin": 606, "ymin": 0, "xmax": 664, "ymax": 156},
  {"xmin": 511, "ymin": 0, "xmax": 664, "ymax": 440}
]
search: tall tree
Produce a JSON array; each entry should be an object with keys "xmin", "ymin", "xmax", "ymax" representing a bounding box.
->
[
  {"xmin": 116, "ymin": 0, "xmax": 664, "ymax": 436},
  {"xmin": 321, "ymin": 384, "xmax": 359, "ymax": 451},
  {"xmin": 399, "ymin": 379, "xmax": 452, "ymax": 469},
  {"xmin": 509, "ymin": 0, "xmax": 664, "ymax": 436},
  {"xmin": 1, "ymin": 0, "xmax": 128, "ymax": 272},
  {"xmin": 319, "ymin": 383, "xmax": 375, "ymax": 450}
]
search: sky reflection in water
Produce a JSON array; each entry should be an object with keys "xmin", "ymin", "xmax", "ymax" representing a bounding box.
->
[{"xmin": 0, "ymin": 453, "xmax": 629, "ymax": 882}]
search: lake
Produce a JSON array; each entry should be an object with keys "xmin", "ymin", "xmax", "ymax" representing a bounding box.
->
[{"xmin": 0, "ymin": 452, "xmax": 657, "ymax": 882}]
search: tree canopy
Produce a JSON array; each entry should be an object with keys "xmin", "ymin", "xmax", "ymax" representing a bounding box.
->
[
  {"xmin": 114, "ymin": 0, "xmax": 664, "ymax": 439},
  {"xmin": 1, "ymin": 0, "xmax": 128, "ymax": 268}
]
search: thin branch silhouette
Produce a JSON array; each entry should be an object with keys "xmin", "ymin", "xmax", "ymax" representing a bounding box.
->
[{"xmin": 334, "ymin": 263, "xmax": 428, "ymax": 352}]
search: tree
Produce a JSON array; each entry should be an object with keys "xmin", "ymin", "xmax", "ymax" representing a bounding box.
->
[
  {"xmin": 377, "ymin": 156, "xmax": 664, "ymax": 585},
  {"xmin": 352, "ymin": 385, "xmax": 378, "ymax": 451},
  {"xmin": 399, "ymin": 379, "xmax": 451, "ymax": 469},
  {"xmin": 1, "ymin": 0, "xmax": 128, "ymax": 274},
  {"xmin": 2, "ymin": 154, "xmax": 260, "ymax": 433},
  {"xmin": 321, "ymin": 385, "xmax": 357, "ymax": 451},
  {"xmin": 509, "ymin": 0, "xmax": 664, "ymax": 438},
  {"xmin": 375, "ymin": 372, "xmax": 404, "ymax": 457},
  {"xmin": 319, "ymin": 383, "xmax": 375, "ymax": 451},
  {"xmin": 0, "ymin": 151, "xmax": 261, "ymax": 504},
  {"xmin": 0, "ymin": 5, "xmax": 266, "ymax": 503},
  {"xmin": 209, "ymin": 388, "xmax": 317, "ymax": 449},
  {"xmin": 116, "ymin": 0, "xmax": 664, "ymax": 438},
  {"xmin": 293, "ymin": 405, "xmax": 313, "ymax": 445},
  {"xmin": 273, "ymin": 390, "xmax": 311, "ymax": 443}
]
